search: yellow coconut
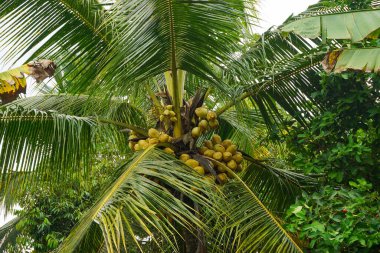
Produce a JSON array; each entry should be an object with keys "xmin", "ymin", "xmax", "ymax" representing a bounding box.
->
[
  {"xmin": 222, "ymin": 152, "xmax": 233, "ymax": 162},
  {"xmin": 148, "ymin": 128, "xmax": 160, "ymax": 138},
  {"xmin": 185, "ymin": 159, "xmax": 199, "ymax": 168},
  {"xmin": 212, "ymin": 151, "xmax": 223, "ymax": 161},
  {"xmin": 211, "ymin": 134, "xmax": 222, "ymax": 144},
  {"xmin": 191, "ymin": 127, "xmax": 202, "ymax": 138},
  {"xmin": 226, "ymin": 144, "xmax": 237, "ymax": 154},
  {"xmin": 138, "ymin": 140, "xmax": 149, "ymax": 149},
  {"xmin": 207, "ymin": 111, "xmax": 217, "ymax": 121},
  {"xmin": 227, "ymin": 160, "xmax": 237, "ymax": 170},
  {"xmin": 128, "ymin": 134, "xmax": 138, "ymax": 141},
  {"xmin": 217, "ymin": 164, "xmax": 227, "ymax": 173},
  {"xmin": 195, "ymin": 107, "xmax": 208, "ymax": 119},
  {"xmin": 217, "ymin": 173, "xmax": 228, "ymax": 184},
  {"xmin": 233, "ymin": 152, "xmax": 243, "ymax": 163},
  {"xmin": 164, "ymin": 147, "xmax": 175, "ymax": 155},
  {"xmin": 214, "ymin": 144, "xmax": 226, "ymax": 153},
  {"xmin": 179, "ymin": 153, "xmax": 191, "ymax": 162},
  {"xmin": 208, "ymin": 119, "xmax": 219, "ymax": 129},
  {"xmin": 148, "ymin": 138, "xmax": 159, "ymax": 145},
  {"xmin": 159, "ymin": 133, "xmax": 170, "ymax": 143},
  {"xmin": 163, "ymin": 110, "xmax": 170, "ymax": 116},
  {"xmin": 193, "ymin": 166, "xmax": 205, "ymax": 175},
  {"xmin": 222, "ymin": 139, "xmax": 232, "ymax": 148},
  {"xmin": 198, "ymin": 119, "xmax": 208, "ymax": 130},
  {"xmin": 204, "ymin": 150, "xmax": 215, "ymax": 158},
  {"xmin": 204, "ymin": 140, "xmax": 214, "ymax": 149},
  {"xmin": 199, "ymin": 146, "xmax": 208, "ymax": 155}
]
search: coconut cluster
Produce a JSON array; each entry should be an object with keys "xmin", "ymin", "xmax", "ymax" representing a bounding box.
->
[
  {"xmin": 159, "ymin": 105, "xmax": 177, "ymax": 130},
  {"xmin": 128, "ymin": 128, "xmax": 175, "ymax": 155},
  {"xmin": 191, "ymin": 107, "xmax": 219, "ymax": 138},
  {"xmin": 199, "ymin": 134, "xmax": 243, "ymax": 183},
  {"xmin": 178, "ymin": 153, "xmax": 220, "ymax": 185},
  {"xmin": 128, "ymin": 101, "xmax": 244, "ymax": 186}
]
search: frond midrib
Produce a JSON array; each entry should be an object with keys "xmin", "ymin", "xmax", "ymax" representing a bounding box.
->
[{"xmin": 58, "ymin": 0, "xmax": 109, "ymax": 44}]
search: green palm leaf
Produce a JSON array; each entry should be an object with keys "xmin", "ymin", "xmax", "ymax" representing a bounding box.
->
[
  {"xmin": 0, "ymin": 106, "xmax": 95, "ymax": 185},
  {"xmin": 0, "ymin": 217, "xmax": 21, "ymax": 251},
  {"xmin": 91, "ymin": 0, "xmax": 252, "ymax": 96},
  {"xmin": 58, "ymin": 147, "xmax": 216, "ymax": 252},
  {"xmin": 8, "ymin": 94, "xmax": 148, "ymax": 130},
  {"xmin": 219, "ymin": 31, "xmax": 324, "ymax": 126},
  {"xmin": 281, "ymin": 9, "xmax": 380, "ymax": 42},
  {"xmin": 215, "ymin": 167, "xmax": 304, "ymax": 253},
  {"xmin": 0, "ymin": 0, "xmax": 109, "ymax": 93}
]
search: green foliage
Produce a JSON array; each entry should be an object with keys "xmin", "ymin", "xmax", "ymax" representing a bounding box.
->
[
  {"xmin": 3, "ymin": 143, "xmax": 120, "ymax": 253},
  {"xmin": 286, "ymin": 72, "xmax": 380, "ymax": 185},
  {"xmin": 284, "ymin": 71, "xmax": 380, "ymax": 251},
  {"xmin": 286, "ymin": 179, "xmax": 380, "ymax": 252},
  {"xmin": 8, "ymin": 184, "xmax": 92, "ymax": 252}
]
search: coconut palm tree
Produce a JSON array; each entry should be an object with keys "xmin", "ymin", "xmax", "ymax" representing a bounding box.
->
[{"xmin": 0, "ymin": 0, "xmax": 379, "ymax": 252}]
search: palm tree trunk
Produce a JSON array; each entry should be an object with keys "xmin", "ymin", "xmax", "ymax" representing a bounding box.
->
[{"xmin": 181, "ymin": 203, "xmax": 207, "ymax": 253}]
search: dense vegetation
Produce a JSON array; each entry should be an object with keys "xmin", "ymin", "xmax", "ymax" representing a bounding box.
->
[{"xmin": 285, "ymin": 72, "xmax": 380, "ymax": 252}]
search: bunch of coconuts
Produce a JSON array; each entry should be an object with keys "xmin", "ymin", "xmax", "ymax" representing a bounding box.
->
[
  {"xmin": 127, "ymin": 101, "xmax": 244, "ymax": 185},
  {"xmin": 159, "ymin": 105, "xmax": 177, "ymax": 131},
  {"xmin": 128, "ymin": 128, "xmax": 175, "ymax": 155},
  {"xmin": 191, "ymin": 107, "xmax": 219, "ymax": 138},
  {"xmin": 200, "ymin": 134, "xmax": 243, "ymax": 183}
]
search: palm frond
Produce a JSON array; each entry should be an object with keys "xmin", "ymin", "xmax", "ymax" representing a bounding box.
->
[
  {"xmin": 87, "ymin": 0, "xmax": 255, "ymax": 97},
  {"xmin": 0, "ymin": 105, "xmax": 95, "ymax": 187},
  {"xmin": 242, "ymin": 159, "xmax": 316, "ymax": 214},
  {"xmin": 8, "ymin": 94, "xmax": 148, "ymax": 129},
  {"xmin": 0, "ymin": 217, "xmax": 21, "ymax": 251},
  {"xmin": 219, "ymin": 31, "xmax": 324, "ymax": 127},
  {"xmin": 218, "ymin": 109, "xmax": 266, "ymax": 155},
  {"xmin": 0, "ymin": 0, "xmax": 109, "ymax": 93},
  {"xmin": 58, "ymin": 147, "xmax": 216, "ymax": 252},
  {"xmin": 213, "ymin": 167, "xmax": 304, "ymax": 253}
]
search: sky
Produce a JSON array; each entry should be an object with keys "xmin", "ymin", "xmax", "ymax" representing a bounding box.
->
[
  {"xmin": 254, "ymin": 0, "xmax": 319, "ymax": 33},
  {"xmin": 0, "ymin": 0, "xmax": 319, "ymax": 226}
]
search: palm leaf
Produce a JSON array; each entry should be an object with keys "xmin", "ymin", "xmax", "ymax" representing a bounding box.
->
[
  {"xmin": 0, "ymin": 0, "xmax": 109, "ymax": 94},
  {"xmin": 0, "ymin": 217, "xmax": 21, "ymax": 251},
  {"xmin": 281, "ymin": 9, "xmax": 380, "ymax": 42},
  {"xmin": 58, "ymin": 147, "xmax": 216, "ymax": 252},
  {"xmin": 242, "ymin": 159, "xmax": 316, "ymax": 214},
  {"xmin": 8, "ymin": 94, "xmax": 148, "ymax": 130},
  {"xmin": 0, "ymin": 105, "xmax": 95, "ymax": 187},
  {"xmin": 89, "ymin": 0, "xmax": 253, "ymax": 97},
  {"xmin": 219, "ymin": 31, "xmax": 324, "ymax": 127},
  {"xmin": 214, "ymin": 167, "xmax": 304, "ymax": 253}
]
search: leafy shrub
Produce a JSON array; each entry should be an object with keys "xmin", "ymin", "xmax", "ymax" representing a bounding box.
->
[{"xmin": 286, "ymin": 179, "xmax": 380, "ymax": 252}]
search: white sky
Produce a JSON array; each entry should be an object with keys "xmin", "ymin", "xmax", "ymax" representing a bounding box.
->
[
  {"xmin": 0, "ymin": 0, "xmax": 319, "ymax": 226},
  {"xmin": 254, "ymin": 0, "xmax": 319, "ymax": 33}
]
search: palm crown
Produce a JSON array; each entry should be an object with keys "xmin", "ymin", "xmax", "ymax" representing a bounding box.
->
[{"xmin": 0, "ymin": 0, "xmax": 379, "ymax": 252}]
